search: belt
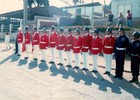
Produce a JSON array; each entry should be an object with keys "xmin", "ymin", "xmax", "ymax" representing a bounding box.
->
[
  {"xmin": 50, "ymin": 42, "xmax": 55, "ymax": 44},
  {"xmin": 66, "ymin": 44, "xmax": 72, "ymax": 46},
  {"xmin": 131, "ymin": 54, "xmax": 139, "ymax": 56},
  {"xmin": 40, "ymin": 42, "xmax": 46, "ymax": 44},
  {"xmin": 74, "ymin": 46, "xmax": 80, "ymax": 49},
  {"xmin": 58, "ymin": 44, "xmax": 64, "ymax": 46},
  {"xmin": 33, "ymin": 40, "xmax": 38, "ymax": 42},
  {"xmin": 18, "ymin": 39, "xmax": 21, "ymax": 40},
  {"xmin": 116, "ymin": 47, "xmax": 126, "ymax": 50},
  {"xmin": 92, "ymin": 48, "xmax": 99, "ymax": 50},
  {"xmin": 25, "ymin": 39, "xmax": 28, "ymax": 41},
  {"xmin": 105, "ymin": 46, "xmax": 113, "ymax": 48},
  {"xmin": 82, "ymin": 46, "xmax": 89, "ymax": 49}
]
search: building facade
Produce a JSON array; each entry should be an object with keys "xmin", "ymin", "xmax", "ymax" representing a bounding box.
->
[
  {"xmin": 61, "ymin": 2, "xmax": 104, "ymax": 19},
  {"xmin": 111, "ymin": 0, "xmax": 140, "ymax": 18}
]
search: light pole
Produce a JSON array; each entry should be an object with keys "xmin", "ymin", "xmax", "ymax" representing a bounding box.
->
[
  {"xmin": 91, "ymin": 0, "xmax": 94, "ymax": 28},
  {"xmin": 23, "ymin": 0, "xmax": 28, "ymax": 33}
]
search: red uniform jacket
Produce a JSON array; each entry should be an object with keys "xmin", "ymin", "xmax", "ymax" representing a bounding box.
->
[
  {"xmin": 90, "ymin": 36, "xmax": 102, "ymax": 55},
  {"xmin": 65, "ymin": 34, "xmax": 74, "ymax": 51},
  {"xmin": 17, "ymin": 31, "xmax": 23, "ymax": 43},
  {"xmin": 50, "ymin": 31, "xmax": 58, "ymax": 48},
  {"xmin": 32, "ymin": 32, "xmax": 40, "ymax": 45},
  {"xmin": 81, "ymin": 33, "xmax": 92, "ymax": 52},
  {"xmin": 56, "ymin": 34, "xmax": 65, "ymax": 50},
  {"xmin": 39, "ymin": 33, "xmax": 49, "ymax": 49},
  {"xmin": 73, "ymin": 35, "xmax": 82, "ymax": 53},
  {"xmin": 24, "ymin": 32, "xmax": 30, "ymax": 44},
  {"xmin": 102, "ymin": 35, "xmax": 115, "ymax": 54}
]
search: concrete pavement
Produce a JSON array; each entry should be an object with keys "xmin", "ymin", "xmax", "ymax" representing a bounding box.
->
[{"xmin": 0, "ymin": 41, "xmax": 140, "ymax": 100}]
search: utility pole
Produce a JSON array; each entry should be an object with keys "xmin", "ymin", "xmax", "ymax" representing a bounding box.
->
[
  {"xmin": 23, "ymin": 0, "xmax": 28, "ymax": 33},
  {"xmin": 91, "ymin": 0, "xmax": 94, "ymax": 27},
  {"xmin": 104, "ymin": 0, "xmax": 106, "ymax": 17}
]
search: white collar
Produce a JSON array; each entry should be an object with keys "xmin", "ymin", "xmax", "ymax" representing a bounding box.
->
[{"xmin": 107, "ymin": 34, "xmax": 111, "ymax": 38}]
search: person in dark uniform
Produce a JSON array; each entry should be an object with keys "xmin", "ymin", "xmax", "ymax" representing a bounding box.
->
[
  {"xmin": 14, "ymin": 28, "xmax": 21, "ymax": 54},
  {"xmin": 129, "ymin": 31, "xmax": 140, "ymax": 83},
  {"xmin": 114, "ymin": 27, "xmax": 129, "ymax": 79},
  {"xmin": 14, "ymin": 38, "xmax": 18, "ymax": 54}
]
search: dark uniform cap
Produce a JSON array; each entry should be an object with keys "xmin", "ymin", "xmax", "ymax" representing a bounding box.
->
[
  {"xmin": 118, "ymin": 27, "xmax": 125, "ymax": 32},
  {"xmin": 68, "ymin": 27, "xmax": 72, "ymax": 32},
  {"xmin": 93, "ymin": 28, "xmax": 99, "ymax": 34},
  {"xmin": 25, "ymin": 26, "xmax": 29, "ymax": 30},
  {"xmin": 106, "ymin": 27, "xmax": 112, "ymax": 33},
  {"xmin": 75, "ymin": 29, "xmax": 80, "ymax": 33},
  {"xmin": 33, "ymin": 26, "xmax": 37, "ymax": 30},
  {"xmin": 59, "ymin": 27, "xmax": 64, "ymax": 32},
  {"xmin": 132, "ymin": 31, "xmax": 140, "ymax": 38},
  {"xmin": 83, "ymin": 26, "xmax": 89, "ymax": 31},
  {"xmin": 50, "ymin": 25, "xmax": 55, "ymax": 30},
  {"xmin": 42, "ymin": 27, "xmax": 46, "ymax": 31}
]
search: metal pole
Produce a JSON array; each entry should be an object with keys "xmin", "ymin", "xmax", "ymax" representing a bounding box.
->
[
  {"xmin": 23, "ymin": 0, "xmax": 28, "ymax": 33},
  {"xmin": 9, "ymin": 24, "xmax": 12, "ymax": 36},
  {"xmin": 91, "ymin": 0, "xmax": 94, "ymax": 27},
  {"xmin": 1, "ymin": 24, "xmax": 4, "ymax": 39}
]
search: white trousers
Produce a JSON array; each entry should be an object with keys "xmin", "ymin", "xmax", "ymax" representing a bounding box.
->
[
  {"xmin": 66, "ymin": 51, "xmax": 72, "ymax": 65},
  {"xmin": 18, "ymin": 43, "xmax": 22, "ymax": 55},
  {"xmin": 33, "ymin": 45, "xmax": 39, "ymax": 58},
  {"xmin": 74, "ymin": 53, "xmax": 80, "ymax": 66},
  {"xmin": 58, "ymin": 50, "xmax": 63, "ymax": 63},
  {"xmin": 5, "ymin": 40, "xmax": 10, "ymax": 49},
  {"xmin": 41, "ymin": 49, "xmax": 46, "ymax": 61},
  {"xmin": 25, "ymin": 44, "xmax": 30, "ymax": 57},
  {"xmin": 82, "ymin": 52, "xmax": 88, "ymax": 68},
  {"xmin": 50, "ymin": 48, "xmax": 55, "ymax": 61},
  {"xmin": 104, "ymin": 54, "xmax": 113, "ymax": 72},
  {"xmin": 92, "ymin": 54, "xmax": 99, "ymax": 71}
]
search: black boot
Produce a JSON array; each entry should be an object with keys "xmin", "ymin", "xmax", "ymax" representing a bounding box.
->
[{"xmin": 135, "ymin": 77, "xmax": 139, "ymax": 84}]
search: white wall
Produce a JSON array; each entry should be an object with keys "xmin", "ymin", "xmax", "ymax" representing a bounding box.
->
[
  {"xmin": 63, "ymin": 5, "xmax": 103, "ymax": 19},
  {"xmin": 111, "ymin": 0, "xmax": 140, "ymax": 18}
]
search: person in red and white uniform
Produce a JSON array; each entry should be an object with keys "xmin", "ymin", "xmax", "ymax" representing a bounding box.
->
[
  {"xmin": 57, "ymin": 27, "xmax": 65, "ymax": 66},
  {"xmin": 65, "ymin": 27, "xmax": 74, "ymax": 67},
  {"xmin": 81, "ymin": 26, "xmax": 92, "ymax": 71},
  {"xmin": 17, "ymin": 27, "xmax": 23, "ymax": 56},
  {"xmin": 73, "ymin": 29, "xmax": 82, "ymax": 69},
  {"xmin": 32, "ymin": 26, "xmax": 40, "ymax": 60},
  {"xmin": 24, "ymin": 26, "xmax": 30, "ymax": 59},
  {"xmin": 102, "ymin": 27, "xmax": 115, "ymax": 75},
  {"xmin": 39, "ymin": 28, "xmax": 49, "ymax": 62},
  {"xmin": 49, "ymin": 25, "xmax": 58, "ymax": 64},
  {"xmin": 90, "ymin": 28, "xmax": 102, "ymax": 73}
]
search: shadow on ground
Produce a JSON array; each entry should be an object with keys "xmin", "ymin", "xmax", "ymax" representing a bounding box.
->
[
  {"xmin": 49, "ymin": 63, "xmax": 140, "ymax": 99},
  {"xmin": 38, "ymin": 62, "xmax": 49, "ymax": 72},
  {"xmin": 28, "ymin": 60, "xmax": 38, "ymax": 69}
]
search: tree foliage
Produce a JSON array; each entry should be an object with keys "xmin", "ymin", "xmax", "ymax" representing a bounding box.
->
[
  {"xmin": 28, "ymin": 0, "xmax": 49, "ymax": 8},
  {"xmin": 72, "ymin": 0, "xmax": 83, "ymax": 5},
  {"xmin": 73, "ymin": 0, "xmax": 79, "ymax": 5},
  {"xmin": 28, "ymin": 0, "xmax": 34, "ymax": 8}
]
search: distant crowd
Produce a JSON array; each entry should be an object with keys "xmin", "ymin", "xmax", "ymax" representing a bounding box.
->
[{"xmin": 108, "ymin": 10, "xmax": 132, "ymax": 27}]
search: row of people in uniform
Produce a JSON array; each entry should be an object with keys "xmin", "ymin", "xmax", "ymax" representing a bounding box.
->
[{"xmin": 16, "ymin": 25, "xmax": 140, "ymax": 83}]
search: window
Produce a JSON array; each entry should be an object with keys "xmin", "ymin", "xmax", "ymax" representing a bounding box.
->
[{"xmin": 76, "ymin": 8, "xmax": 82, "ymax": 14}]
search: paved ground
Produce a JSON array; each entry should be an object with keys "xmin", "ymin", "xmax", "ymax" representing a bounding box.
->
[{"xmin": 0, "ymin": 41, "xmax": 140, "ymax": 100}]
